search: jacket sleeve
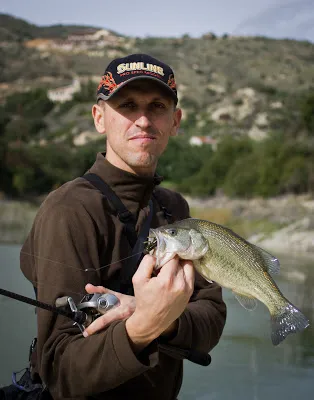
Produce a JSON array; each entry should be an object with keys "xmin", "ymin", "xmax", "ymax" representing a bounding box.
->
[{"xmin": 20, "ymin": 202, "xmax": 159, "ymax": 399}]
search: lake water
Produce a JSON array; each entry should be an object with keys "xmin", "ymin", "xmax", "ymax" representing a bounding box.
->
[{"xmin": 0, "ymin": 243, "xmax": 313, "ymax": 399}]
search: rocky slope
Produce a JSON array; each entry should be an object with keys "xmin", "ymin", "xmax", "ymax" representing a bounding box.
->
[
  {"xmin": 1, "ymin": 195, "xmax": 314, "ymax": 258},
  {"xmin": 186, "ymin": 194, "xmax": 314, "ymax": 256}
]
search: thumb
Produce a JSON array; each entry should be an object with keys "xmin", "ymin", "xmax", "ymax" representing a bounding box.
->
[{"xmin": 132, "ymin": 254, "xmax": 156, "ymax": 284}]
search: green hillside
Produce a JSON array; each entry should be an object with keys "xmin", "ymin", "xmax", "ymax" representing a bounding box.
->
[{"xmin": 0, "ymin": 14, "xmax": 313, "ymax": 199}]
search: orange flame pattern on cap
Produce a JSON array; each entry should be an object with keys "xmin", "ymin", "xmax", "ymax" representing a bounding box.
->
[
  {"xmin": 167, "ymin": 74, "xmax": 176, "ymax": 90},
  {"xmin": 97, "ymin": 71, "xmax": 119, "ymax": 93}
]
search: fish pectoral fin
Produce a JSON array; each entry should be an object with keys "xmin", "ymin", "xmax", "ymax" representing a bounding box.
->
[
  {"xmin": 233, "ymin": 291, "xmax": 258, "ymax": 311},
  {"xmin": 193, "ymin": 260, "xmax": 214, "ymax": 283},
  {"xmin": 252, "ymin": 244, "xmax": 280, "ymax": 274}
]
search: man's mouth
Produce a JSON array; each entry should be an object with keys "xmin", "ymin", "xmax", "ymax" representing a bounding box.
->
[{"xmin": 129, "ymin": 135, "xmax": 156, "ymax": 141}]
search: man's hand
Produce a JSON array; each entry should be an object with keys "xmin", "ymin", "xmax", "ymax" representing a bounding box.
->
[
  {"xmin": 83, "ymin": 284, "xmax": 136, "ymax": 337},
  {"xmin": 126, "ymin": 254, "xmax": 194, "ymax": 352}
]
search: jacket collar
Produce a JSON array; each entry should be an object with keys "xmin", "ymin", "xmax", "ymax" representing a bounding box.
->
[{"xmin": 89, "ymin": 152, "xmax": 162, "ymax": 215}]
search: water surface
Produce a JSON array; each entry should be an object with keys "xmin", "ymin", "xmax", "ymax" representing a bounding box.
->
[{"xmin": 0, "ymin": 244, "xmax": 313, "ymax": 399}]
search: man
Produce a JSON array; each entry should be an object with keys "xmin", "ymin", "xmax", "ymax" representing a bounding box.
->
[{"xmin": 20, "ymin": 53, "xmax": 226, "ymax": 400}]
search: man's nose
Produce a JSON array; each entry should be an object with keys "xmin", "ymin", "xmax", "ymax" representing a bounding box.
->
[{"xmin": 135, "ymin": 114, "xmax": 152, "ymax": 129}]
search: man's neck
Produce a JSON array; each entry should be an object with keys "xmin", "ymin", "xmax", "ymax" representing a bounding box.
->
[{"xmin": 105, "ymin": 153, "xmax": 156, "ymax": 178}]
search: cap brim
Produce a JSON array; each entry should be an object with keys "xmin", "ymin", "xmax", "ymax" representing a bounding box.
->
[{"xmin": 97, "ymin": 75, "xmax": 178, "ymax": 104}]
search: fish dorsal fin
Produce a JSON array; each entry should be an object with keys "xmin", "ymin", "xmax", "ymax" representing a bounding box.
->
[
  {"xmin": 252, "ymin": 244, "xmax": 280, "ymax": 274},
  {"xmin": 233, "ymin": 291, "xmax": 257, "ymax": 311}
]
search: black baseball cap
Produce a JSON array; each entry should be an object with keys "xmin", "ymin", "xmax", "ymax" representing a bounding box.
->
[{"xmin": 96, "ymin": 53, "xmax": 178, "ymax": 104}]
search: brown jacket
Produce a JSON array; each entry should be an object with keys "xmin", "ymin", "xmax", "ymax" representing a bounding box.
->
[{"xmin": 20, "ymin": 153, "xmax": 226, "ymax": 400}]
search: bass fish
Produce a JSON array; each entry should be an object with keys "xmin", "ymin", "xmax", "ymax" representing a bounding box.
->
[{"xmin": 146, "ymin": 218, "xmax": 309, "ymax": 345}]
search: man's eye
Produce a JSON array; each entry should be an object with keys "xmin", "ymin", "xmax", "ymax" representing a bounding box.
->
[
  {"xmin": 119, "ymin": 102, "xmax": 136, "ymax": 109},
  {"xmin": 153, "ymin": 102, "xmax": 166, "ymax": 109}
]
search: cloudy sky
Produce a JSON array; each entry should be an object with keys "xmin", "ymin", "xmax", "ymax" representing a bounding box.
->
[{"xmin": 1, "ymin": 0, "xmax": 313, "ymax": 42}]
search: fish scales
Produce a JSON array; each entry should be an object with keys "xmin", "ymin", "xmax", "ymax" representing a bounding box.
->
[
  {"xmin": 147, "ymin": 218, "xmax": 310, "ymax": 345},
  {"xmin": 195, "ymin": 221, "xmax": 288, "ymax": 313}
]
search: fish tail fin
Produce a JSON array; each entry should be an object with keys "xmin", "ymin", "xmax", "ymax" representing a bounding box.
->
[{"xmin": 271, "ymin": 302, "xmax": 310, "ymax": 346}]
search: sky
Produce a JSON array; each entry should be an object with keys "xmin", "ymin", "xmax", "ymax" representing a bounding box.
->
[{"xmin": 0, "ymin": 0, "xmax": 314, "ymax": 42}]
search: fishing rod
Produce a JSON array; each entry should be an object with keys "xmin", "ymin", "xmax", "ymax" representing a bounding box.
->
[
  {"xmin": 0, "ymin": 287, "xmax": 211, "ymax": 366},
  {"xmin": 0, "ymin": 287, "xmax": 90, "ymax": 330},
  {"xmin": 2, "ymin": 231, "xmax": 211, "ymax": 365}
]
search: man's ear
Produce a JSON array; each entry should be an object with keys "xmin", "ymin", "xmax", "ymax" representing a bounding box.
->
[
  {"xmin": 92, "ymin": 103, "xmax": 106, "ymax": 134},
  {"xmin": 170, "ymin": 107, "xmax": 182, "ymax": 137}
]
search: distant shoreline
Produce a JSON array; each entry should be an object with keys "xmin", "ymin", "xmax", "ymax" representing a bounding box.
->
[
  {"xmin": 1, "ymin": 194, "xmax": 314, "ymax": 255},
  {"xmin": 186, "ymin": 193, "xmax": 314, "ymax": 256}
]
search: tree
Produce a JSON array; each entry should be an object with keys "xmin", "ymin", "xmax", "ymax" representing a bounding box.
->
[
  {"xmin": 300, "ymin": 91, "xmax": 314, "ymax": 134},
  {"xmin": 223, "ymin": 155, "xmax": 259, "ymax": 198},
  {"xmin": 178, "ymin": 136, "xmax": 253, "ymax": 197},
  {"xmin": 280, "ymin": 156, "xmax": 309, "ymax": 194},
  {"xmin": 4, "ymin": 88, "xmax": 53, "ymax": 118},
  {"xmin": 157, "ymin": 137, "xmax": 211, "ymax": 184},
  {"xmin": 0, "ymin": 105, "xmax": 12, "ymax": 192}
]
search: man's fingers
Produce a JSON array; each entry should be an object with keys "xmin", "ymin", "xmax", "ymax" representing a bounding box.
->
[
  {"xmin": 133, "ymin": 254, "xmax": 156, "ymax": 283},
  {"xmin": 83, "ymin": 311, "xmax": 114, "ymax": 337},
  {"xmin": 85, "ymin": 283, "xmax": 117, "ymax": 296},
  {"xmin": 83, "ymin": 308, "xmax": 124, "ymax": 337},
  {"xmin": 182, "ymin": 260, "xmax": 195, "ymax": 290},
  {"xmin": 157, "ymin": 256, "xmax": 180, "ymax": 279}
]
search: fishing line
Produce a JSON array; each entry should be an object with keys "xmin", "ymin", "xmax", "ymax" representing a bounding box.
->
[
  {"xmin": 1, "ymin": 250, "xmax": 145, "ymax": 309},
  {"xmin": 20, "ymin": 249, "xmax": 144, "ymax": 272},
  {"xmin": 1, "ymin": 239, "xmax": 213, "ymax": 366}
]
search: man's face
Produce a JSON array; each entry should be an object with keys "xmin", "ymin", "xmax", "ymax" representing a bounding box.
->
[{"xmin": 92, "ymin": 80, "xmax": 181, "ymax": 176}]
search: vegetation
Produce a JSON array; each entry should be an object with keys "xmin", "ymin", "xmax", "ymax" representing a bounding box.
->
[
  {"xmin": 172, "ymin": 133, "xmax": 314, "ymax": 198},
  {"xmin": 0, "ymin": 14, "xmax": 314, "ymax": 200},
  {"xmin": 0, "ymin": 85, "xmax": 313, "ymax": 198}
]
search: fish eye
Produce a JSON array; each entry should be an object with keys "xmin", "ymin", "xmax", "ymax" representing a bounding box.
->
[{"xmin": 166, "ymin": 229, "xmax": 177, "ymax": 236}]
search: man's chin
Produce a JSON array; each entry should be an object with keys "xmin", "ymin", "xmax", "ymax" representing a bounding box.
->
[{"xmin": 127, "ymin": 152, "xmax": 158, "ymax": 170}]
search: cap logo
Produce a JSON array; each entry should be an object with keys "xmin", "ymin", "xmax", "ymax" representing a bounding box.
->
[
  {"xmin": 167, "ymin": 74, "xmax": 177, "ymax": 90},
  {"xmin": 116, "ymin": 62, "xmax": 164, "ymax": 76},
  {"xmin": 97, "ymin": 54, "xmax": 178, "ymax": 102},
  {"xmin": 97, "ymin": 71, "xmax": 122, "ymax": 94}
]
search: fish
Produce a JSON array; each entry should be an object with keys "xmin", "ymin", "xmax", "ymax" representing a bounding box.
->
[{"xmin": 145, "ymin": 218, "xmax": 310, "ymax": 345}]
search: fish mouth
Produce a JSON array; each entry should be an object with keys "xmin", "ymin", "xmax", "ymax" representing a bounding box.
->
[
  {"xmin": 145, "ymin": 229, "xmax": 163, "ymax": 253},
  {"xmin": 144, "ymin": 229, "xmax": 166, "ymax": 268}
]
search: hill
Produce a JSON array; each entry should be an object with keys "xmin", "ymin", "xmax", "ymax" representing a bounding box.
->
[
  {"xmin": 0, "ymin": 13, "xmax": 102, "ymax": 40},
  {"xmin": 1, "ymin": 13, "xmax": 313, "ymax": 93},
  {"xmin": 1, "ymin": 15, "xmax": 313, "ymax": 137},
  {"xmin": 0, "ymin": 14, "xmax": 313, "ymax": 200}
]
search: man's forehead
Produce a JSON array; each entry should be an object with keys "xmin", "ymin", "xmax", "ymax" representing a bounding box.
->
[{"xmin": 111, "ymin": 80, "xmax": 174, "ymax": 101}]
